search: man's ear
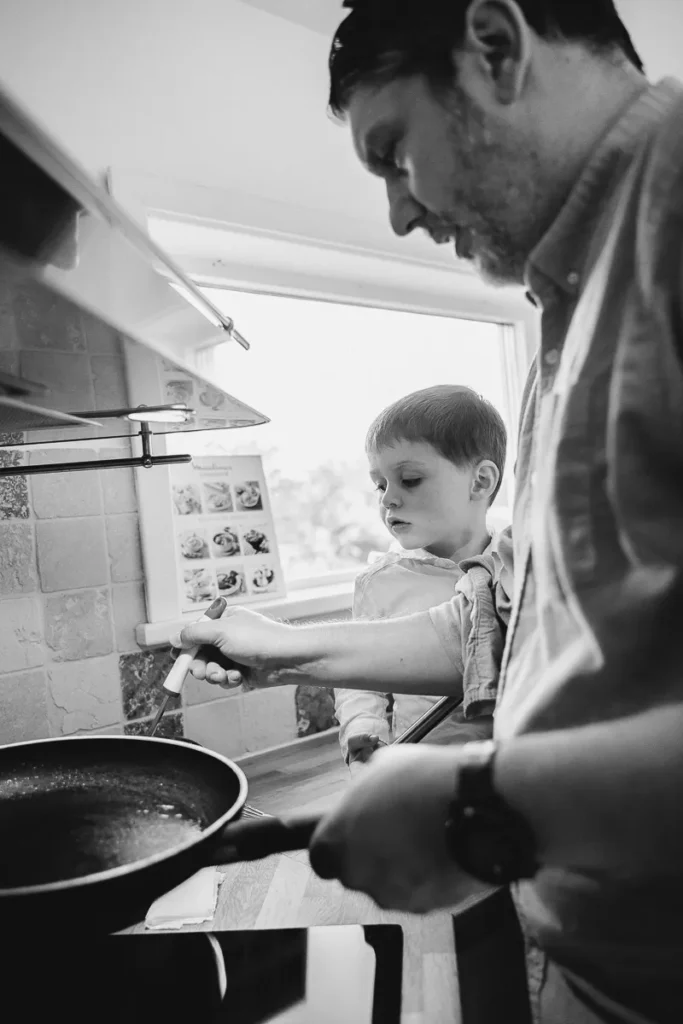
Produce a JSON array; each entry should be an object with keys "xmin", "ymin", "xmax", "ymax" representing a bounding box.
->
[
  {"xmin": 471, "ymin": 460, "xmax": 500, "ymax": 502},
  {"xmin": 461, "ymin": 0, "xmax": 533, "ymax": 105}
]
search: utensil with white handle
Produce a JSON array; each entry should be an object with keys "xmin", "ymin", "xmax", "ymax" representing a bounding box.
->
[{"xmin": 149, "ymin": 597, "xmax": 227, "ymax": 736}]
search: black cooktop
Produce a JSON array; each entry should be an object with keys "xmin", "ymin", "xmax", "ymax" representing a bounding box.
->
[{"xmin": 7, "ymin": 925, "xmax": 402, "ymax": 1024}]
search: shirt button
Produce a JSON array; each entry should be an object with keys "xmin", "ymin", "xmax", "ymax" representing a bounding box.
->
[
  {"xmin": 544, "ymin": 349, "xmax": 560, "ymax": 366},
  {"xmin": 567, "ymin": 271, "xmax": 580, "ymax": 287}
]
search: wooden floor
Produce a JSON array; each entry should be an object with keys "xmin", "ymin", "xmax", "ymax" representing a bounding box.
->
[{"xmin": 129, "ymin": 732, "xmax": 496, "ymax": 1022}]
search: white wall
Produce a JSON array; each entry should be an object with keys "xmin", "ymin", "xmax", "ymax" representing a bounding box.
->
[
  {"xmin": 616, "ymin": 0, "xmax": 683, "ymax": 80},
  {"xmin": 0, "ymin": 1, "xmax": 680, "ymax": 241},
  {"xmin": 0, "ymin": 0, "xmax": 386, "ymax": 226}
]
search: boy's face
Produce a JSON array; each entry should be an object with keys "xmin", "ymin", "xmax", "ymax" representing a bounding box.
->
[{"xmin": 368, "ymin": 440, "xmax": 485, "ymax": 559}]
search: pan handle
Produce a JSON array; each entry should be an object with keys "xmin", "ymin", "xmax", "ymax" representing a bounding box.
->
[{"xmin": 208, "ymin": 813, "xmax": 321, "ymax": 865}]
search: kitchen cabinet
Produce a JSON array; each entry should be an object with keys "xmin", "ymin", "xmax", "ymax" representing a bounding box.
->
[{"xmin": 0, "ymin": 82, "xmax": 265, "ymax": 449}]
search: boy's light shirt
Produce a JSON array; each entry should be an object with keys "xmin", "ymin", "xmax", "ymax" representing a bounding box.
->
[{"xmin": 335, "ymin": 527, "xmax": 512, "ymax": 761}]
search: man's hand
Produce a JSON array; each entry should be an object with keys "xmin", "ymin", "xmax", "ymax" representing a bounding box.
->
[
  {"xmin": 170, "ymin": 606, "xmax": 292, "ymax": 688},
  {"xmin": 170, "ymin": 605, "xmax": 463, "ymax": 697},
  {"xmin": 309, "ymin": 745, "xmax": 494, "ymax": 912}
]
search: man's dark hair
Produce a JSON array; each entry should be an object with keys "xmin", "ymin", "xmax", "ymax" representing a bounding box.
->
[
  {"xmin": 329, "ymin": 0, "xmax": 644, "ymax": 117},
  {"xmin": 366, "ymin": 384, "xmax": 508, "ymax": 503}
]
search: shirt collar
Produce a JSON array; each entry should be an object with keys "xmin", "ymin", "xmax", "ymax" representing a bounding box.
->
[
  {"xmin": 526, "ymin": 78, "xmax": 683, "ymax": 302},
  {"xmin": 392, "ymin": 532, "xmax": 496, "ymax": 570}
]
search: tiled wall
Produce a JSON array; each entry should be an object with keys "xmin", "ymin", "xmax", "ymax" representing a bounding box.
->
[{"xmin": 0, "ymin": 276, "xmax": 337, "ymax": 755}]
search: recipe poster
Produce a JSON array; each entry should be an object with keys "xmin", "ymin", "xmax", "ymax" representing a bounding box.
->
[{"xmin": 169, "ymin": 455, "xmax": 286, "ymax": 613}]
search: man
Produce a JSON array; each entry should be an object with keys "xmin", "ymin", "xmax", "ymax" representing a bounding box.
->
[{"xmin": 175, "ymin": 2, "xmax": 683, "ymax": 1020}]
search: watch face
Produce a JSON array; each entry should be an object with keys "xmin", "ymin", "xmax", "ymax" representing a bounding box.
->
[
  {"xmin": 447, "ymin": 742, "xmax": 538, "ymax": 886},
  {"xmin": 446, "ymin": 806, "xmax": 538, "ymax": 886},
  {"xmin": 448, "ymin": 811, "xmax": 532, "ymax": 884}
]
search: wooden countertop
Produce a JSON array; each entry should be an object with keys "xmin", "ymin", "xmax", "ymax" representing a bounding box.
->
[{"xmin": 127, "ymin": 732, "xmax": 496, "ymax": 1022}]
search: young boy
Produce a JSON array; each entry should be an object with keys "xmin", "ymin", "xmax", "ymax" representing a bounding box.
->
[{"xmin": 335, "ymin": 385, "xmax": 510, "ymax": 770}]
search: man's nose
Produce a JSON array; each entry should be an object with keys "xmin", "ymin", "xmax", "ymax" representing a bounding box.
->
[{"xmin": 387, "ymin": 180, "xmax": 424, "ymax": 238}]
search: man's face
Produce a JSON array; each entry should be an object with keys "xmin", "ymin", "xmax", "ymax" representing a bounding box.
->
[{"xmin": 348, "ymin": 74, "xmax": 547, "ymax": 285}]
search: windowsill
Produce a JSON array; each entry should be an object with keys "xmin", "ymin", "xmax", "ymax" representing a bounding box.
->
[{"xmin": 135, "ymin": 579, "xmax": 355, "ymax": 649}]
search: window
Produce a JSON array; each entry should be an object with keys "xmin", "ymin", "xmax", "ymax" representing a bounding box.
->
[{"xmin": 167, "ymin": 288, "xmax": 517, "ymax": 586}]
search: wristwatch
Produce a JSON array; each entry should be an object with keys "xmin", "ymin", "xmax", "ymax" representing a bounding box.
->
[{"xmin": 445, "ymin": 740, "xmax": 539, "ymax": 885}]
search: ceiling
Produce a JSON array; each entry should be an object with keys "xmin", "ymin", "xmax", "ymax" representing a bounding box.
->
[{"xmin": 239, "ymin": 0, "xmax": 344, "ymax": 36}]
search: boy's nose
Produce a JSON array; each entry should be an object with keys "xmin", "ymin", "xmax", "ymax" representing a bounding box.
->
[{"xmin": 381, "ymin": 492, "xmax": 400, "ymax": 510}]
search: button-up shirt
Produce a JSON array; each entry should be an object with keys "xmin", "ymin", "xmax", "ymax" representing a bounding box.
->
[
  {"xmin": 335, "ymin": 534, "xmax": 509, "ymax": 759},
  {"xmin": 494, "ymin": 78, "xmax": 683, "ymax": 1021}
]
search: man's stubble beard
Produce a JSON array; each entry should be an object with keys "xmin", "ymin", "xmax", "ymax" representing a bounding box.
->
[{"xmin": 443, "ymin": 92, "xmax": 547, "ymax": 286}]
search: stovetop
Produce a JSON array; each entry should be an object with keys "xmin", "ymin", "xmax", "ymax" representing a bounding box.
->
[{"xmin": 7, "ymin": 925, "xmax": 403, "ymax": 1024}]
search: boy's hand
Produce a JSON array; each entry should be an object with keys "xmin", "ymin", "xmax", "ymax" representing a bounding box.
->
[{"xmin": 347, "ymin": 734, "xmax": 385, "ymax": 774}]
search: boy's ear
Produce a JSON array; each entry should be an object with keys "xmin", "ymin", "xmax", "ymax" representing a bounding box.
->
[{"xmin": 471, "ymin": 460, "xmax": 500, "ymax": 502}]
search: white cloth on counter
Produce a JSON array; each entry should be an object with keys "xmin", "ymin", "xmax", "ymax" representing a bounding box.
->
[{"xmin": 145, "ymin": 867, "xmax": 224, "ymax": 930}]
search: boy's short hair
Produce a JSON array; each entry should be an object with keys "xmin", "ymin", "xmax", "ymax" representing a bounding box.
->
[{"xmin": 366, "ymin": 385, "xmax": 507, "ymax": 503}]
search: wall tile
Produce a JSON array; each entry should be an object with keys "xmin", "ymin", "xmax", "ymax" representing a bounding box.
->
[
  {"xmin": 91, "ymin": 352, "xmax": 129, "ymax": 408},
  {"xmin": 13, "ymin": 282, "xmax": 86, "ymax": 352},
  {"xmin": 184, "ymin": 699, "xmax": 245, "ymax": 758},
  {"xmin": 0, "ymin": 274, "xmax": 18, "ymax": 351},
  {"xmin": 0, "ymin": 522, "xmax": 37, "ymax": 595},
  {"xmin": 0, "ymin": 446, "xmax": 29, "ymax": 519},
  {"xmin": 295, "ymin": 685, "xmax": 337, "ymax": 738},
  {"xmin": 0, "ymin": 597, "xmax": 44, "ymax": 672},
  {"xmin": 0, "ymin": 351, "xmax": 19, "ymax": 374},
  {"xmin": 46, "ymin": 655, "xmax": 122, "ymax": 736},
  {"xmin": 101, "ymin": 462, "xmax": 138, "ymax": 513},
  {"xmin": 19, "ymin": 351, "xmax": 95, "ymax": 412},
  {"xmin": 36, "ymin": 518, "xmax": 108, "ymax": 592},
  {"xmin": 184, "ymin": 673, "xmax": 241, "ymax": 706},
  {"xmin": 75, "ymin": 723, "xmax": 124, "ymax": 736},
  {"xmin": 29, "ymin": 449, "xmax": 102, "ymax": 518},
  {"xmin": 81, "ymin": 313, "xmax": 121, "ymax": 355},
  {"xmin": 242, "ymin": 688, "xmax": 298, "ymax": 752},
  {"xmin": 106, "ymin": 513, "xmax": 143, "ymax": 582},
  {"xmin": 112, "ymin": 581, "xmax": 146, "ymax": 652},
  {"xmin": 125, "ymin": 712, "xmax": 183, "ymax": 739},
  {"xmin": 44, "ymin": 588, "xmax": 113, "ymax": 661},
  {"xmin": 120, "ymin": 648, "xmax": 175, "ymax": 720},
  {"xmin": 0, "ymin": 668, "xmax": 48, "ymax": 744}
]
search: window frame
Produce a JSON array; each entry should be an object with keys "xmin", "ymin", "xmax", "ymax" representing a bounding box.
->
[{"xmin": 111, "ymin": 171, "xmax": 539, "ymax": 642}]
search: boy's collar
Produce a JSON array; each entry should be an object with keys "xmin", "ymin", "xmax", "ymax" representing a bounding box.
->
[{"xmin": 387, "ymin": 532, "xmax": 495, "ymax": 568}]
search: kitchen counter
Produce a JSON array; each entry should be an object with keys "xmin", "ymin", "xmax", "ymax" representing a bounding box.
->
[
  {"xmin": 130, "ymin": 848, "xmax": 464, "ymax": 1023},
  {"xmin": 125, "ymin": 733, "xmax": 470, "ymax": 1023}
]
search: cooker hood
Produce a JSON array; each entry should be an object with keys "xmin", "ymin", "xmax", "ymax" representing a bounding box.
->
[{"xmin": 0, "ymin": 83, "xmax": 268, "ymax": 471}]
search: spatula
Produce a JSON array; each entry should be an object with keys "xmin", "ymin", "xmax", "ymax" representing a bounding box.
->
[{"xmin": 149, "ymin": 596, "xmax": 227, "ymax": 736}]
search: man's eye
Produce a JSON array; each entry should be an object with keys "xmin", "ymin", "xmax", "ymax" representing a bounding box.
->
[{"xmin": 379, "ymin": 146, "xmax": 405, "ymax": 176}]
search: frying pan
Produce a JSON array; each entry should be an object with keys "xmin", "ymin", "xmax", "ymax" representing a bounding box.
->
[
  {"xmin": 0, "ymin": 694, "xmax": 464, "ymax": 936},
  {"xmin": 0, "ymin": 735, "xmax": 319, "ymax": 935}
]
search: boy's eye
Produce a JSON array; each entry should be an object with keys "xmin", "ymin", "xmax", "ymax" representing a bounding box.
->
[
  {"xmin": 402, "ymin": 478, "xmax": 421, "ymax": 489},
  {"xmin": 374, "ymin": 482, "xmax": 387, "ymax": 493}
]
